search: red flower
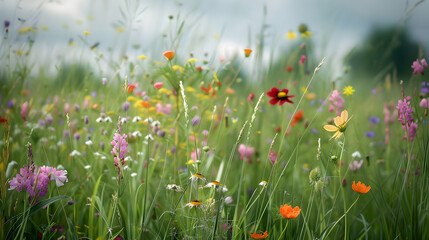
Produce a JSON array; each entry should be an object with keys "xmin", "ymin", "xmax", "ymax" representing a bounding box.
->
[
  {"xmin": 286, "ymin": 66, "xmax": 293, "ymax": 72},
  {"xmin": 266, "ymin": 87, "xmax": 295, "ymax": 106},
  {"xmin": 124, "ymin": 84, "xmax": 137, "ymax": 93}
]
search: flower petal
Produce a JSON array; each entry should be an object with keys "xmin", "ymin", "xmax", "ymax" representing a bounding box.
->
[
  {"xmin": 323, "ymin": 125, "xmax": 338, "ymax": 132},
  {"xmin": 341, "ymin": 110, "xmax": 348, "ymax": 123}
]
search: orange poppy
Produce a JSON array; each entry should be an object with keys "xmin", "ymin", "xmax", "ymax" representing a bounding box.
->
[
  {"xmin": 244, "ymin": 48, "xmax": 253, "ymax": 57},
  {"xmin": 141, "ymin": 101, "xmax": 152, "ymax": 108},
  {"xmin": 291, "ymin": 110, "xmax": 304, "ymax": 127},
  {"xmin": 352, "ymin": 181, "xmax": 371, "ymax": 194},
  {"xmin": 280, "ymin": 204, "xmax": 301, "ymax": 219},
  {"xmin": 124, "ymin": 84, "xmax": 137, "ymax": 94},
  {"xmin": 250, "ymin": 231, "xmax": 268, "ymax": 239},
  {"xmin": 163, "ymin": 50, "xmax": 175, "ymax": 60}
]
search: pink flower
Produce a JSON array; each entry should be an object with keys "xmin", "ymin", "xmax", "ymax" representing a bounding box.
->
[
  {"xmin": 238, "ymin": 144, "xmax": 255, "ymax": 163},
  {"xmin": 299, "ymin": 55, "xmax": 306, "ymax": 65},
  {"xmin": 349, "ymin": 160, "xmax": 363, "ymax": 171},
  {"xmin": 328, "ymin": 90, "xmax": 344, "ymax": 116},
  {"xmin": 20, "ymin": 101, "xmax": 29, "ymax": 120},
  {"xmin": 419, "ymin": 98, "xmax": 428, "ymax": 109},
  {"xmin": 411, "ymin": 58, "xmax": 428, "ymax": 75},
  {"xmin": 269, "ymin": 151, "xmax": 277, "ymax": 165},
  {"xmin": 154, "ymin": 82, "xmax": 163, "ymax": 89},
  {"xmin": 156, "ymin": 103, "xmax": 172, "ymax": 114}
]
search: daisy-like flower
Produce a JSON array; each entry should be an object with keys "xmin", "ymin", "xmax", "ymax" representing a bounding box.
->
[
  {"xmin": 286, "ymin": 30, "xmax": 297, "ymax": 39},
  {"xmin": 266, "ymin": 87, "xmax": 295, "ymax": 106},
  {"xmin": 132, "ymin": 116, "xmax": 142, "ymax": 122},
  {"xmin": 204, "ymin": 180, "xmax": 223, "ymax": 188},
  {"xmin": 352, "ymin": 181, "xmax": 371, "ymax": 194},
  {"xmin": 323, "ymin": 110, "xmax": 352, "ymax": 140},
  {"xmin": 166, "ymin": 184, "xmax": 184, "ymax": 192},
  {"xmin": 190, "ymin": 173, "xmax": 206, "ymax": 183},
  {"xmin": 250, "ymin": 231, "xmax": 269, "ymax": 239},
  {"xmin": 185, "ymin": 200, "xmax": 203, "ymax": 209},
  {"xmin": 280, "ymin": 204, "xmax": 301, "ymax": 219},
  {"xmin": 259, "ymin": 180, "xmax": 268, "ymax": 187},
  {"xmin": 343, "ymin": 86, "xmax": 355, "ymax": 96}
]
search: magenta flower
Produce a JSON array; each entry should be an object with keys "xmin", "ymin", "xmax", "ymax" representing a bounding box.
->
[
  {"xmin": 299, "ymin": 55, "xmax": 306, "ymax": 65},
  {"xmin": 419, "ymin": 98, "xmax": 428, "ymax": 109},
  {"xmin": 238, "ymin": 144, "xmax": 255, "ymax": 163},
  {"xmin": 397, "ymin": 96, "xmax": 418, "ymax": 142},
  {"xmin": 411, "ymin": 58, "xmax": 428, "ymax": 75},
  {"xmin": 328, "ymin": 90, "xmax": 344, "ymax": 116},
  {"xmin": 156, "ymin": 103, "xmax": 172, "ymax": 114}
]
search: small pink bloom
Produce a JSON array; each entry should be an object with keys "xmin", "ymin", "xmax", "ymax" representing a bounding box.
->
[
  {"xmin": 269, "ymin": 151, "xmax": 277, "ymax": 165},
  {"xmin": 220, "ymin": 57, "xmax": 226, "ymax": 63},
  {"xmin": 238, "ymin": 144, "xmax": 255, "ymax": 163},
  {"xmin": 299, "ymin": 55, "xmax": 306, "ymax": 65},
  {"xmin": 247, "ymin": 93, "xmax": 255, "ymax": 102},
  {"xmin": 419, "ymin": 98, "xmax": 428, "ymax": 109},
  {"xmin": 20, "ymin": 101, "xmax": 29, "ymax": 120},
  {"xmin": 154, "ymin": 82, "xmax": 163, "ymax": 89}
]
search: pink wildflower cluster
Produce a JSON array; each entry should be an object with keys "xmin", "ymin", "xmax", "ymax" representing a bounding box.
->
[
  {"xmin": 110, "ymin": 133, "xmax": 128, "ymax": 177},
  {"xmin": 9, "ymin": 163, "xmax": 68, "ymax": 199},
  {"xmin": 411, "ymin": 58, "xmax": 428, "ymax": 75},
  {"xmin": 328, "ymin": 90, "xmax": 344, "ymax": 116},
  {"xmin": 396, "ymin": 96, "xmax": 418, "ymax": 142}
]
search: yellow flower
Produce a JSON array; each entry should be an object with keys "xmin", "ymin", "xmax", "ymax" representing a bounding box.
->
[
  {"xmin": 286, "ymin": 30, "xmax": 297, "ymax": 39},
  {"xmin": 323, "ymin": 110, "xmax": 352, "ymax": 140},
  {"xmin": 172, "ymin": 65, "xmax": 184, "ymax": 73},
  {"xmin": 301, "ymin": 31, "xmax": 312, "ymax": 38},
  {"xmin": 185, "ymin": 86, "xmax": 196, "ymax": 93},
  {"xmin": 137, "ymin": 55, "xmax": 147, "ymax": 60},
  {"xmin": 83, "ymin": 31, "xmax": 90, "ymax": 35},
  {"xmin": 343, "ymin": 86, "xmax": 355, "ymax": 95},
  {"xmin": 186, "ymin": 58, "xmax": 198, "ymax": 63},
  {"xmin": 115, "ymin": 27, "xmax": 125, "ymax": 32}
]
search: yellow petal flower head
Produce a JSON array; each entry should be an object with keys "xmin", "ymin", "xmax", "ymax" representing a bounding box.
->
[
  {"xmin": 286, "ymin": 30, "xmax": 297, "ymax": 39},
  {"xmin": 343, "ymin": 85, "xmax": 355, "ymax": 96},
  {"xmin": 323, "ymin": 110, "xmax": 352, "ymax": 140}
]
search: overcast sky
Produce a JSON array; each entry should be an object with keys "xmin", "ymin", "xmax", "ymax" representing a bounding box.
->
[{"xmin": 1, "ymin": 0, "xmax": 428, "ymax": 76}]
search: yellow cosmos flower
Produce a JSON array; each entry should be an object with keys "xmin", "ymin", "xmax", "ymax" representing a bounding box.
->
[
  {"xmin": 343, "ymin": 86, "xmax": 355, "ymax": 95},
  {"xmin": 186, "ymin": 58, "xmax": 198, "ymax": 63},
  {"xmin": 323, "ymin": 110, "xmax": 352, "ymax": 140},
  {"xmin": 286, "ymin": 30, "xmax": 297, "ymax": 39}
]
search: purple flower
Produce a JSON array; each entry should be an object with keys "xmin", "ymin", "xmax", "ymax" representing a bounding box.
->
[
  {"xmin": 4, "ymin": 20, "xmax": 10, "ymax": 28},
  {"xmin": 74, "ymin": 133, "xmax": 80, "ymax": 141},
  {"xmin": 122, "ymin": 102, "xmax": 130, "ymax": 112},
  {"xmin": 102, "ymin": 78, "xmax": 107, "ymax": 85},
  {"xmin": 421, "ymin": 82, "xmax": 429, "ymax": 94},
  {"xmin": 46, "ymin": 115, "xmax": 53, "ymax": 125},
  {"xmin": 191, "ymin": 116, "xmax": 201, "ymax": 126},
  {"xmin": 396, "ymin": 97, "xmax": 414, "ymax": 126},
  {"xmin": 84, "ymin": 115, "xmax": 89, "ymax": 124},
  {"xmin": 365, "ymin": 131, "xmax": 375, "ymax": 138},
  {"xmin": 91, "ymin": 91, "xmax": 97, "ymax": 97},
  {"xmin": 74, "ymin": 104, "xmax": 80, "ymax": 111},
  {"xmin": 405, "ymin": 122, "xmax": 418, "ymax": 142},
  {"xmin": 7, "ymin": 100, "xmax": 14, "ymax": 108},
  {"xmin": 349, "ymin": 160, "xmax": 363, "ymax": 171},
  {"xmin": 368, "ymin": 116, "xmax": 380, "ymax": 124}
]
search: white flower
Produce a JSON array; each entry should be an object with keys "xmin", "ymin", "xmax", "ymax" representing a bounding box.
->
[
  {"xmin": 104, "ymin": 116, "xmax": 112, "ymax": 122},
  {"xmin": 85, "ymin": 140, "xmax": 93, "ymax": 146},
  {"xmin": 151, "ymin": 120, "xmax": 161, "ymax": 128},
  {"xmin": 204, "ymin": 181, "xmax": 223, "ymax": 188},
  {"xmin": 190, "ymin": 173, "xmax": 206, "ymax": 183},
  {"xmin": 145, "ymin": 134, "xmax": 154, "ymax": 141},
  {"xmin": 352, "ymin": 151, "xmax": 362, "ymax": 159},
  {"xmin": 185, "ymin": 200, "xmax": 203, "ymax": 209},
  {"xmin": 132, "ymin": 116, "xmax": 142, "ymax": 122},
  {"xmin": 120, "ymin": 118, "xmax": 127, "ymax": 124},
  {"xmin": 144, "ymin": 117, "xmax": 153, "ymax": 123},
  {"xmin": 166, "ymin": 184, "xmax": 184, "ymax": 192},
  {"xmin": 96, "ymin": 117, "xmax": 104, "ymax": 123},
  {"xmin": 224, "ymin": 196, "xmax": 233, "ymax": 204},
  {"xmin": 131, "ymin": 173, "xmax": 137, "ymax": 177},
  {"xmin": 69, "ymin": 150, "xmax": 81, "ymax": 157},
  {"xmin": 84, "ymin": 165, "xmax": 91, "ymax": 169},
  {"xmin": 259, "ymin": 180, "xmax": 268, "ymax": 187},
  {"xmin": 132, "ymin": 131, "xmax": 142, "ymax": 137}
]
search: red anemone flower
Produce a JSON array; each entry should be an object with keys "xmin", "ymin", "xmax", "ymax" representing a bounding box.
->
[{"xmin": 266, "ymin": 87, "xmax": 295, "ymax": 106}]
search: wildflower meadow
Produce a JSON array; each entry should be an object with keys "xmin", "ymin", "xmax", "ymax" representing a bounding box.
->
[{"xmin": 1, "ymin": 1, "xmax": 429, "ymax": 239}]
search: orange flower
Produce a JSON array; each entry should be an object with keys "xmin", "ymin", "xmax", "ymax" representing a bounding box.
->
[
  {"xmin": 250, "ymin": 231, "xmax": 268, "ymax": 239},
  {"xmin": 280, "ymin": 204, "xmax": 301, "ymax": 219},
  {"xmin": 163, "ymin": 50, "xmax": 175, "ymax": 60},
  {"xmin": 291, "ymin": 110, "xmax": 304, "ymax": 127},
  {"xmin": 141, "ymin": 101, "xmax": 152, "ymax": 108},
  {"xmin": 352, "ymin": 181, "xmax": 371, "ymax": 194},
  {"xmin": 124, "ymin": 84, "xmax": 137, "ymax": 93},
  {"xmin": 244, "ymin": 48, "xmax": 252, "ymax": 57}
]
